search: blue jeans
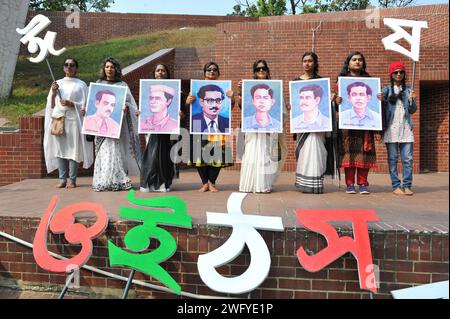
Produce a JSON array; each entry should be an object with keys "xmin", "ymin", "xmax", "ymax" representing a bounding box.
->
[
  {"xmin": 57, "ymin": 158, "xmax": 78, "ymax": 183},
  {"xmin": 386, "ymin": 143, "xmax": 413, "ymax": 189}
]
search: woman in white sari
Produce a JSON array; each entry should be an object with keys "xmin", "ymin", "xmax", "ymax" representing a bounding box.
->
[
  {"xmin": 91, "ymin": 57, "xmax": 141, "ymax": 192},
  {"xmin": 43, "ymin": 58, "xmax": 93, "ymax": 188},
  {"xmin": 292, "ymin": 52, "xmax": 338, "ymax": 194},
  {"xmin": 238, "ymin": 60, "xmax": 280, "ymax": 193}
]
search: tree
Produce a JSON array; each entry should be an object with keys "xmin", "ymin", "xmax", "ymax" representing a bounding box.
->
[
  {"xmin": 317, "ymin": 0, "xmax": 370, "ymax": 12},
  {"xmin": 378, "ymin": 0, "xmax": 415, "ymax": 8},
  {"xmin": 288, "ymin": 0, "xmax": 319, "ymax": 14},
  {"xmin": 232, "ymin": 0, "xmax": 416, "ymax": 16},
  {"xmin": 256, "ymin": 0, "xmax": 287, "ymax": 17},
  {"xmin": 29, "ymin": 0, "xmax": 115, "ymax": 12},
  {"xmin": 231, "ymin": 0, "xmax": 286, "ymax": 17},
  {"xmin": 228, "ymin": 4, "xmax": 246, "ymax": 16}
]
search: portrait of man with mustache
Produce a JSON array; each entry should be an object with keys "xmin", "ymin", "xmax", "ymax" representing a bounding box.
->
[
  {"xmin": 191, "ymin": 84, "xmax": 229, "ymax": 133},
  {"xmin": 83, "ymin": 89, "xmax": 121, "ymax": 137}
]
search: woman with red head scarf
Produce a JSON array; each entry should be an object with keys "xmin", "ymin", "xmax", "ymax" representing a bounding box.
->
[{"xmin": 381, "ymin": 61, "xmax": 417, "ymax": 195}]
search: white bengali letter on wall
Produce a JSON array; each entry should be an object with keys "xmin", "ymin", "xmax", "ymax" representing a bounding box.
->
[{"xmin": 197, "ymin": 193, "xmax": 284, "ymax": 294}]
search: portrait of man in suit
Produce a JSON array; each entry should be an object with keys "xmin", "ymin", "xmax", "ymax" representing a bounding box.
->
[
  {"xmin": 83, "ymin": 89, "xmax": 120, "ymax": 136},
  {"xmin": 191, "ymin": 84, "xmax": 229, "ymax": 134}
]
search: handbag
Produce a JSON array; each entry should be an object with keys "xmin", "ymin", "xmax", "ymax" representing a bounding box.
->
[{"xmin": 50, "ymin": 116, "xmax": 65, "ymax": 136}]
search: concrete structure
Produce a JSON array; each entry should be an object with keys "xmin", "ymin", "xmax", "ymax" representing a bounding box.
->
[
  {"xmin": 0, "ymin": 171, "xmax": 448, "ymax": 299},
  {"xmin": 0, "ymin": 0, "xmax": 30, "ymax": 100}
]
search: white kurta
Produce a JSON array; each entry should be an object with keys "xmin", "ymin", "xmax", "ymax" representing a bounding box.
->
[
  {"xmin": 43, "ymin": 77, "xmax": 94, "ymax": 173},
  {"xmin": 383, "ymin": 85, "xmax": 415, "ymax": 144}
]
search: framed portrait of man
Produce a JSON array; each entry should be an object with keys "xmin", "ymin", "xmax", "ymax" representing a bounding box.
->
[
  {"xmin": 241, "ymin": 80, "xmax": 283, "ymax": 133},
  {"xmin": 190, "ymin": 80, "xmax": 232, "ymax": 135},
  {"xmin": 82, "ymin": 83, "xmax": 127, "ymax": 139},
  {"xmin": 138, "ymin": 79, "xmax": 181, "ymax": 135},
  {"xmin": 290, "ymin": 78, "xmax": 332, "ymax": 133},
  {"xmin": 338, "ymin": 77, "xmax": 382, "ymax": 131}
]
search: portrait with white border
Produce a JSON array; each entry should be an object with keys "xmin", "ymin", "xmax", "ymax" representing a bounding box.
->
[
  {"xmin": 241, "ymin": 80, "xmax": 283, "ymax": 133},
  {"xmin": 338, "ymin": 77, "xmax": 382, "ymax": 131},
  {"xmin": 190, "ymin": 80, "xmax": 232, "ymax": 135},
  {"xmin": 82, "ymin": 83, "xmax": 127, "ymax": 139},
  {"xmin": 138, "ymin": 79, "xmax": 181, "ymax": 135},
  {"xmin": 290, "ymin": 78, "xmax": 332, "ymax": 133}
]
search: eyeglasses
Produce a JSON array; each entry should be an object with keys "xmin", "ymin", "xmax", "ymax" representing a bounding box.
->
[
  {"xmin": 202, "ymin": 98, "xmax": 223, "ymax": 105},
  {"xmin": 393, "ymin": 71, "xmax": 405, "ymax": 75},
  {"xmin": 206, "ymin": 68, "xmax": 219, "ymax": 73},
  {"xmin": 254, "ymin": 66, "xmax": 268, "ymax": 72},
  {"xmin": 64, "ymin": 63, "xmax": 76, "ymax": 68}
]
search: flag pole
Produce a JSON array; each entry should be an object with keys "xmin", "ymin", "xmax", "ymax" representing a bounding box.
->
[
  {"xmin": 46, "ymin": 58, "xmax": 62, "ymax": 99},
  {"xmin": 411, "ymin": 61, "xmax": 417, "ymax": 90}
]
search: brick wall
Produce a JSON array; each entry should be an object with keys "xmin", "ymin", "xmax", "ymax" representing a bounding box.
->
[
  {"xmin": 215, "ymin": 4, "xmax": 448, "ymax": 173},
  {"xmin": 420, "ymin": 81, "xmax": 449, "ymax": 172},
  {"xmin": 23, "ymin": 11, "xmax": 257, "ymax": 50},
  {"xmin": 0, "ymin": 117, "xmax": 45, "ymax": 186},
  {"xmin": 0, "ymin": 217, "xmax": 448, "ymax": 299},
  {"xmin": 122, "ymin": 48, "xmax": 176, "ymax": 104}
]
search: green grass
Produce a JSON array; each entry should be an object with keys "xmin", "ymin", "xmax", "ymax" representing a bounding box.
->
[{"xmin": 0, "ymin": 27, "xmax": 215, "ymax": 126}]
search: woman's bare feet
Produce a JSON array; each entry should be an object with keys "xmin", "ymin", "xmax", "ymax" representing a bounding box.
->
[
  {"xmin": 66, "ymin": 181, "xmax": 77, "ymax": 189},
  {"xmin": 199, "ymin": 183, "xmax": 209, "ymax": 192},
  {"xmin": 209, "ymin": 183, "xmax": 219, "ymax": 193},
  {"xmin": 56, "ymin": 181, "xmax": 66, "ymax": 188}
]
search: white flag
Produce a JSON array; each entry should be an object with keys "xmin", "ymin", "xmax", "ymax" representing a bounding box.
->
[
  {"xmin": 16, "ymin": 14, "xmax": 66, "ymax": 63},
  {"xmin": 382, "ymin": 18, "xmax": 428, "ymax": 62}
]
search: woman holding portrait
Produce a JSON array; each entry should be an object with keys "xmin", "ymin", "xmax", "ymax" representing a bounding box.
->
[
  {"xmin": 186, "ymin": 62, "xmax": 234, "ymax": 193},
  {"xmin": 91, "ymin": 57, "xmax": 141, "ymax": 192},
  {"xmin": 140, "ymin": 63, "xmax": 184, "ymax": 192},
  {"xmin": 237, "ymin": 60, "xmax": 280, "ymax": 193}
]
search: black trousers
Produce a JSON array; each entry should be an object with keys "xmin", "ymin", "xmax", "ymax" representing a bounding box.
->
[{"xmin": 197, "ymin": 166, "xmax": 221, "ymax": 185}]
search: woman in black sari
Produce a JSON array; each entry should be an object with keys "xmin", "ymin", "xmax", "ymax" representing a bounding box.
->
[{"xmin": 139, "ymin": 63, "xmax": 183, "ymax": 192}]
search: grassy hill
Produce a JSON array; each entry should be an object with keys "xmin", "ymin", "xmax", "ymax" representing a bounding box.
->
[{"xmin": 0, "ymin": 27, "xmax": 215, "ymax": 126}]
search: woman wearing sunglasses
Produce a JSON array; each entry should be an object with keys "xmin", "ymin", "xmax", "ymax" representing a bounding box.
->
[
  {"xmin": 186, "ymin": 62, "xmax": 234, "ymax": 192},
  {"xmin": 238, "ymin": 60, "xmax": 280, "ymax": 193},
  {"xmin": 381, "ymin": 61, "xmax": 417, "ymax": 196},
  {"xmin": 43, "ymin": 58, "xmax": 94, "ymax": 189}
]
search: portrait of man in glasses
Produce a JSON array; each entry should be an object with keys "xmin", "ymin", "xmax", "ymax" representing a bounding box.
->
[
  {"xmin": 242, "ymin": 81, "xmax": 283, "ymax": 133},
  {"xmin": 191, "ymin": 84, "xmax": 230, "ymax": 134}
]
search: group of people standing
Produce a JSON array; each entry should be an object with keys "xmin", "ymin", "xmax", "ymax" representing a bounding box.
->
[{"xmin": 44, "ymin": 51, "xmax": 417, "ymax": 196}]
